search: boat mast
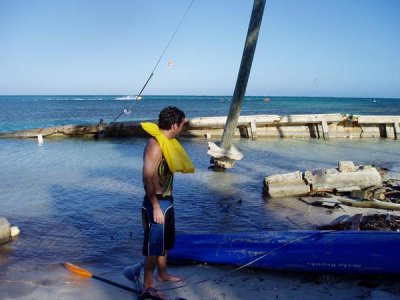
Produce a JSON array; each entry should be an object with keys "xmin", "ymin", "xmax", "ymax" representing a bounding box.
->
[{"xmin": 212, "ymin": 0, "xmax": 266, "ymax": 169}]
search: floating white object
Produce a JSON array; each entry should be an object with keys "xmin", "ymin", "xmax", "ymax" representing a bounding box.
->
[
  {"xmin": 0, "ymin": 218, "xmax": 20, "ymax": 244},
  {"xmin": 10, "ymin": 226, "xmax": 20, "ymax": 237},
  {"xmin": 37, "ymin": 134, "xmax": 44, "ymax": 144},
  {"xmin": 115, "ymin": 95, "xmax": 142, "ymax": 100},
  {"xmin": 207, "ymin": 142, "xmax": 244, "ymax": 160}
]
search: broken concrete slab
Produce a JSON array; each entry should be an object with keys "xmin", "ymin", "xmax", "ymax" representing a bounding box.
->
[
  {"xmin": 266, "ymin": 183, "xmax": 311, "ymax": 198},
  {"xmin": 265, "ymin": 171, "xmax": 303, "ymax": 185},
  {"xmin": 338, "ymin": 161, "xmax": 356, "ymax": 172},
  {"xmin": 304, "ymin": 166, "xmax": 382, "ymax": 192},
  {"xmin": 264, "ymin": 161, "xmax": 383, "ymax": 198}
]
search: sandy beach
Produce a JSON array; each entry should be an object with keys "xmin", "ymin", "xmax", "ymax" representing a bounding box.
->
[
  {"xmin": 1, "ymin": 256, "xmax": 400, "ymax": 300},
  {"xmin": 2, "ymin": 204, "xmax": 400, "ymax": 300},
  {"xmin": 1, "ymin": 264, "xmax": 400, "ymax": 300}
]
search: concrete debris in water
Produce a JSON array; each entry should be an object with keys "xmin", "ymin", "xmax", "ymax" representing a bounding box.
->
[
  {"xmin": 264, "ymin": 161, "xmax": 383, "ymax": 198},
  {"xmin": 0, "ymin": 217, "xmax": 20, "ymax": 245}
]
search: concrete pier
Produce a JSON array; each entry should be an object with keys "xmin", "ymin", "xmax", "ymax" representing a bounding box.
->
[{"xmin": 0, "ymin": 114, "xmax": 399, "ymax": 140}]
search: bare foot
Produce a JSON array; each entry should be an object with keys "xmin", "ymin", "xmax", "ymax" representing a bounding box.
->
[{"xmin": 157, "ymin": 273, "xmax": 182, "ymax": 283}]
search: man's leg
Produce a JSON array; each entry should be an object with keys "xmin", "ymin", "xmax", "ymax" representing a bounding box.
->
[
  {"xmin": 143, "ymin": 255, "xmax": 158, "ymax": 288},
  {"xmin": 156, "ymin": 251, "xmax": 181, "ymax": 282}
]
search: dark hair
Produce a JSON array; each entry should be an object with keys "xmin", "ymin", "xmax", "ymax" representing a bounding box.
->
[{"xmin": 158, "ymin": 106, "xmax": 185, "ymax": 130}]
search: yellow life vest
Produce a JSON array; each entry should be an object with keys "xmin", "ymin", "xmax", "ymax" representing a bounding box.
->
[{"xmin": 141, "ymin": 122, "xmax": 195, "ymax": 174}]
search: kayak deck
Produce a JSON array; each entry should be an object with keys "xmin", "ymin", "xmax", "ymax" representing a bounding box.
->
[{"xmin": 169, "ymin": 230, "xmax": 400, "ymax": 274}]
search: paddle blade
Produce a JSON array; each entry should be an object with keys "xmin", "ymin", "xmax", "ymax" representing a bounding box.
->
[{"xmin": 64, "ymin": 262, "xmax": 92, "ymax": 278}]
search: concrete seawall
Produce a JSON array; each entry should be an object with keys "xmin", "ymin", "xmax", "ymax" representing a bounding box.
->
[{"xmin": 1, "ymin": 113, "xmax": 399, "ymax": 140}]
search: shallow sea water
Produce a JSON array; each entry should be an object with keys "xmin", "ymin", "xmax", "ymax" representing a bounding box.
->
[{"xmin": 1, "ymin": 136, "xmax": 399, "ymax": 276}]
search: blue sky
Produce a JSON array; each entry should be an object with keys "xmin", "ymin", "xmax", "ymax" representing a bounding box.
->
[{"xmin": 0, "ymin": 0, "xmax": 399, "ymax": 97}]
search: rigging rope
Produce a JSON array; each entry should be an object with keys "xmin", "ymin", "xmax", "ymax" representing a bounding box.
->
[{"xmin": 110, "ymin": 0, "xmax": 195, "ymax": 124}]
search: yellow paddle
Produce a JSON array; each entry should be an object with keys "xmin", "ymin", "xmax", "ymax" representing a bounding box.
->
[{"xmin": 64, "ymin": 262, "xmax": 141, "ymax": 294}]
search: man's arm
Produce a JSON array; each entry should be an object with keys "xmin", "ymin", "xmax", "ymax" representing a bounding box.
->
[{"xmin": 143, "ymin": 139, "xmax": 164, "ymax": 224}]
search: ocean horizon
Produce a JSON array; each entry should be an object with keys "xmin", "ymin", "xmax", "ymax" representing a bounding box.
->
[{"xmin": 1, "ymin": 95, "xmax": 399, "ymax": 133}]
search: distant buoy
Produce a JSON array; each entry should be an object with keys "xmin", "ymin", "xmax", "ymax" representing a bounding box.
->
[
  {"xmin": 264, "ymin": 97, "xmax": 271, "ymax": 103},
  {"xmin": 37, "ymin": 134, "xmax": 44, "ymax": 144}
]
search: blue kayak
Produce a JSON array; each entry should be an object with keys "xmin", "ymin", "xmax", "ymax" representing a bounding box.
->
[{"xmin": 169, "ymin": 231, "xmax": 400, "ymax": 275}]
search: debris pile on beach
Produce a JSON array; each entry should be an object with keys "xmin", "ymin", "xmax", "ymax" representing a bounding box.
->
[
  {"xmin": 381, "ymin": 179, "xmax": 400, "ymax": 203},
  {"xmin": 264, "ymin": 161, "xmax": 400, "ymax": 211},
  {"xmin": 317, "ymin": 214, "xmax": 400, "ymax": 231}
]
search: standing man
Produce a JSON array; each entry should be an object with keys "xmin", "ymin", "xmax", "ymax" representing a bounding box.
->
[{"xmin": 140, "ymin": 107, "xmax": 195, "ymax": 296}]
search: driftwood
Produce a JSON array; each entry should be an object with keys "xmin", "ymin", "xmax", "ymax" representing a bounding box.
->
[
  {"xmin": 333, "ymin": 195, "xmax": 400, "ymax": 211},
  {"xmin": 300, "ymin": 193, "xmax": 400, "ymax": 211},
  {"xmin": 300, "ymin": 197, "xmax": 341, "ymax": 208}
]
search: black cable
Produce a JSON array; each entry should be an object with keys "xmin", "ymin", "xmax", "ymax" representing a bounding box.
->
[{"xmin": 111, "ymin": 0, "xmax": 195, "ymax": 124}]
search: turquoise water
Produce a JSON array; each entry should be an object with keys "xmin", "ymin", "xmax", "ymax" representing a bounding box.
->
[
  {"xmin": 1, "ymin": 95, "xmax": 399, "ymax": 132},
  {"xmin": 1, "ymin": 95, "xmax": 400, "ymax": 280}
]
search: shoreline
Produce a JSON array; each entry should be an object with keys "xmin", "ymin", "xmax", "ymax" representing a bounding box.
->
[
  {"xmin": 2, "ymin": 205, "xmax": 400, "ymax": 299},
  {"xmin": 1, "ymin": 259, "xmax": 400, "ymax": 299}
]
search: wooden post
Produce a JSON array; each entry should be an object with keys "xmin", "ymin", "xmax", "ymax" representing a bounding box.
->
[
  {"xmin": 321, "ymin": 120, "xmax": 330, "ymax": 139},
  {"xmin": 250, "ymin": 120, "xmax": 257, "ymax": 140},
  {"xmin": 214, "ymin": 0, "xmax": 266, "ymax": 169},
  {"xmin": 394, "ymin": 122, "xmax": 399, "ymax": 140}
]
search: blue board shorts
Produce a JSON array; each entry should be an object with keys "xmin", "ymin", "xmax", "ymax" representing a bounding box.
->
[{"xmin": 142, "ymin": 195, "xmax": 175, "ymax": 256}]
